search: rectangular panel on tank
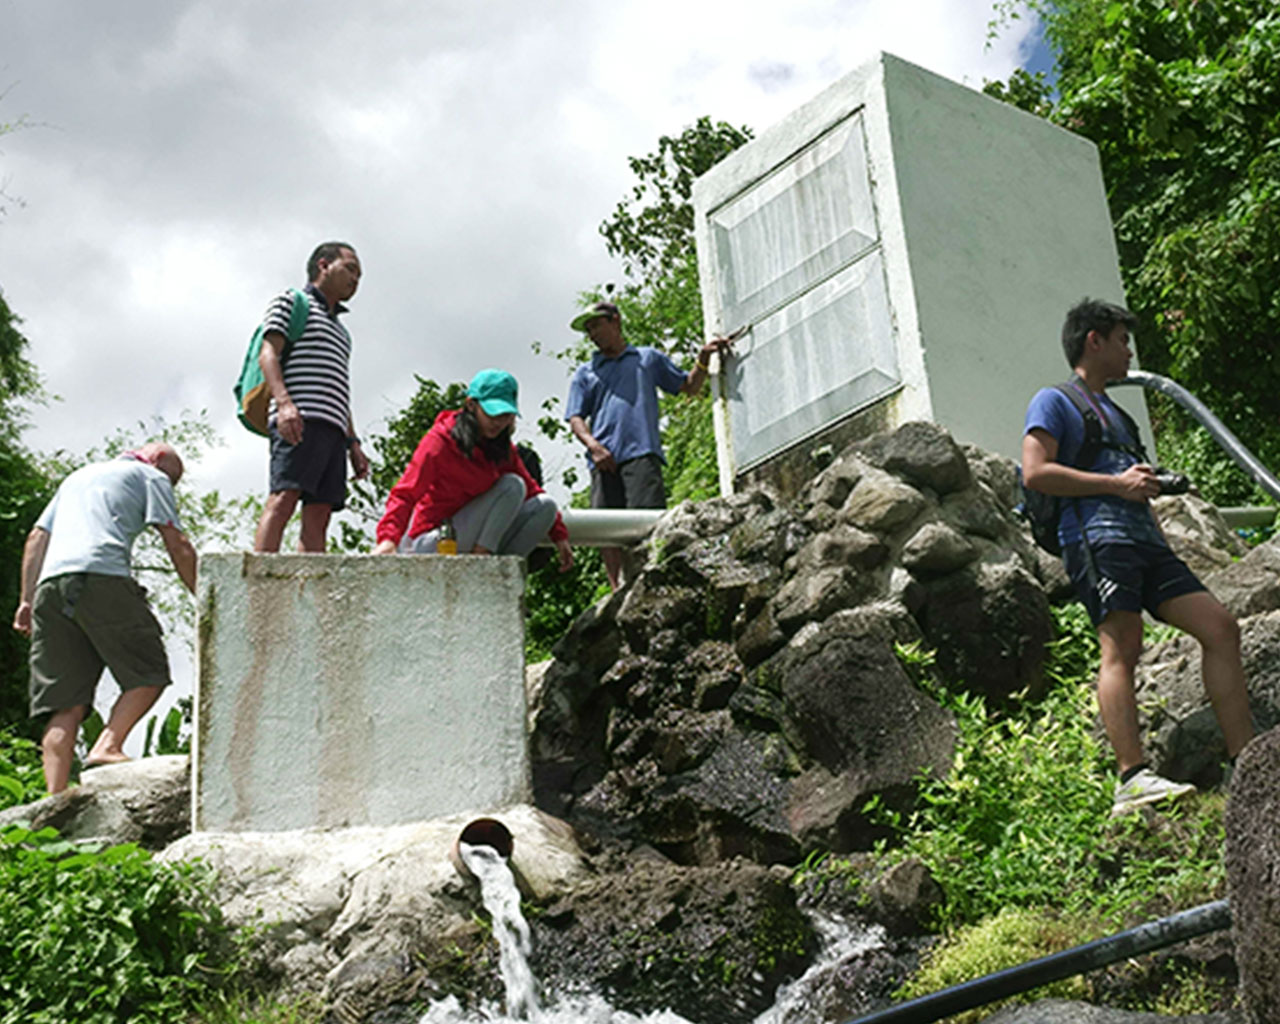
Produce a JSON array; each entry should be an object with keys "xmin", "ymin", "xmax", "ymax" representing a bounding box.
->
[{"xmin": 707, "ymin": 109, "xmax": 899, "ymax": 471}]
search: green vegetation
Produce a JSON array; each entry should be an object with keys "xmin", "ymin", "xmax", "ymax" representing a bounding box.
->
[
  {"xmin": 0, "ymin": 822, "xmax": 233, "ymax": 1022},
  {"xmin": 845, "ymin": 605, "xmax": 1232, "ymax": 1015}
]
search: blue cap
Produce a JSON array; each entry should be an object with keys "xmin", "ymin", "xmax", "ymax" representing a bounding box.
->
[{"xmin": 467, "ymin": 369, "xmax": 520, "ymax": 417}]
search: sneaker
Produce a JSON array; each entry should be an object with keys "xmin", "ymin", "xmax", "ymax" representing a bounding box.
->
[{"xmin": 1111, "ymin": 768, "xmax": 1197, "ymax": 817}]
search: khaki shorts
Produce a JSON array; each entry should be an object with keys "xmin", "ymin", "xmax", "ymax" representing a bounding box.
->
[{"xmin": 29, "ymin": 573, "xmax": 172, "ymax": 717}]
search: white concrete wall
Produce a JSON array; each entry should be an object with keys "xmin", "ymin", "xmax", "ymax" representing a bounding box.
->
[
  {"xmin": 693, "ymin": 52, "xmax": 1152, "ymax": 481},
  {"xmin": 195, "ymin": 553, "xmax": 529, "ymax": 832}
]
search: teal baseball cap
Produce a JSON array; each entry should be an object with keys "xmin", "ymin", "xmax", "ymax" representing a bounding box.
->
[{"xmin": 467, "ymin": 369, "xmax": 520, "ymax": 417}]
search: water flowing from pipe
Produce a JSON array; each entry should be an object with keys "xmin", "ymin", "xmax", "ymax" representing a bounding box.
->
[{"xmin": 458, "ymin": 841, "xmax": 540, "ymax": 1019}]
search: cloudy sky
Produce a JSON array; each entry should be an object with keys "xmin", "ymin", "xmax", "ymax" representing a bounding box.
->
[{"xmin": 1, "ymin": 0, "xmax": 1043, "ymax": 507}]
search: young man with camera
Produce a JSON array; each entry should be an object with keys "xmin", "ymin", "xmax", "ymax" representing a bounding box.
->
[{"xmin": 1022, "ymin": 298, "xmax": 1254, "ymax": 815}]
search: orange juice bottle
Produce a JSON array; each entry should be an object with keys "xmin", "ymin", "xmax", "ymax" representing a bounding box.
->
[{"xmin": 437, "ymin": 519, "xmax": 458, "ymax": 556}]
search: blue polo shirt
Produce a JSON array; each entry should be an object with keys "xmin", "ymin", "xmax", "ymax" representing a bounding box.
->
[{"xmin": 565, "ymin": 345, "xmax": 687, "ymax": 470}]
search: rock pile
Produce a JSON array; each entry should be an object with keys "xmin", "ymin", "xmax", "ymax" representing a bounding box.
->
[{"xmin": 531, "ymin": 422, "xmax": 1059, "ymax": 863}]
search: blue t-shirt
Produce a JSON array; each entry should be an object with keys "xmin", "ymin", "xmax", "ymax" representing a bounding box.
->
[
  {"xmin": 565, "ymin": 345, "xmax": 687, "ymax": 470},
  {"xmin": 1024, "ymin": 385, "xmax": 1164, "ymax": 549}
]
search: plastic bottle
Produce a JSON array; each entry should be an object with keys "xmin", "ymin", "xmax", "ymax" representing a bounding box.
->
[{"xmin": 436, "ymin": 519, "xmax": 458, "ymax": 556}]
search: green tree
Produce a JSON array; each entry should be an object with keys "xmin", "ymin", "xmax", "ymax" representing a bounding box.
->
[
  {"xmin": 0, "ymin": 291, "xmax": 54, "ymax": 733},
  {"xmin": 988, "ymin": 0, "xmax": 1280, "ymax": 505}
]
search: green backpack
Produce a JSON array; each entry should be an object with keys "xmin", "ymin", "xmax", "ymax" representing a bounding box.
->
[{"xmin": 234, "ymin": 288, "xmax": 311, "ymax": 436}]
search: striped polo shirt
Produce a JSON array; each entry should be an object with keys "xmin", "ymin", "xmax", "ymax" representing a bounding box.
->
[{"xmin": 263, "ymin": 283, "xmax": 352, "ymax": 432}]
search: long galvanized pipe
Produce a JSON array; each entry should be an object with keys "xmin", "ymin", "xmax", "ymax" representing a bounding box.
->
[
  {"xmin": 846, "ymin": 899, "xmax": 1231, "ymax": 1024},
  {"xmin": 1111, "ymin": 369, "xmax": 1280, "ymax": 502},
  {"xmin": 557, "ymin": 508, "xmax": 665, "ymax": 547}
]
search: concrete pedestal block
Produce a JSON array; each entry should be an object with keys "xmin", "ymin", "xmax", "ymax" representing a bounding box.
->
[{"xmin": 195, "ymin": 553, "xmax": 528, "ymax": 832}]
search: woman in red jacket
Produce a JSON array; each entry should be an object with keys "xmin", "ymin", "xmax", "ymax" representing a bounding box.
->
[{"xmin": 373, "ymin": 369, "xmax": 573, "ymax": 570}]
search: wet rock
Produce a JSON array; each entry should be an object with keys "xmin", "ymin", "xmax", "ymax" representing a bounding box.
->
[
  {"xmin": 1226, "ymin": 725, "xmax": 1280, "ymax": 1024},
  {"xmin": 914, "ymin": 561, "xmax": 1054, "ymax": 702},
  {"xmin": 1135, "ymin": 611, "xmax": 1280, "ymax": 786},
  {"xmin": 531, "ymin": 857, "xmax": 816, "ymax": 1024},
  {"xmin": 0, "ymin": 754, "xmax": 190, "ymax": 850}
]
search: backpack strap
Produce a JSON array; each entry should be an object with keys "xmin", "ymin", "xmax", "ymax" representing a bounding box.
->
[
  {"xmin": 1053, "ymin": 378, "xmax": 1104, "ymax": 470},
  {"xmin": 280, "ymin": 287, "xmax": 311, "ymax": 365}
]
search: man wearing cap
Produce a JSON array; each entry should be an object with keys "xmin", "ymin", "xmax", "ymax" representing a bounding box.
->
[
  {"xmin": 253, "ymin": 240, "xmax": 370, "ymax": 553},
  {"xmin": 565, "ymin": 300, "xmax": 730, "ymax": 588},
  {"xmin": 374, "ymin": 369, "xmax": 572, "ymax": 569},
  {"xmin": 11, "ymin": 443, "xmax": 197, "ymax": 793}
]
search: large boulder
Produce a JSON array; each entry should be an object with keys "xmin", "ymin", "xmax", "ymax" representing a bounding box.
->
[
  {"xmin": 914, "ymin": 559, "xmax": 1054, "ymax": 702},
  {"xmin": 1226, "ymin": 725, "xmax": 1280, "ymax": 1024},
  {"xmin": 531, "ymin": 856, "xmax": 816, "ymax": 1024},
  {"xmin": 0, "ymin": 754, "xmax": 190, "ymax": 850},
  {"xmin": 1135, "ymin": 611, "xmax": 1280, "ymax": 785}
]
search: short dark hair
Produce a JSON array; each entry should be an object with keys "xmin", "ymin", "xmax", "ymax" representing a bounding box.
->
[
  {"xmin": 1061, "ymin": 298, "xmax": 1138, "ymax": 367},
  {"xmin": 307, "ymin": 241, "xmax": 356, "ymax": 282}
]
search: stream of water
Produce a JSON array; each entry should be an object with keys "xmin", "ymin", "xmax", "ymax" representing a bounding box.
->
[{"xmin": 420, "ymin": 843, "xmax": 888, "ymax": 1024}]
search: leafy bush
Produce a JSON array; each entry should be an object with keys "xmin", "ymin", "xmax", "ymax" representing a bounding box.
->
[
  {"xmin": 0, "ymin": 728, "xmax": 45, "ymax": 810},
  {"xmin": 876, "ymin": 606, "xmax": 1227, "ymax": 931},
  {"xmin": 0, "ymin": 823, "xmax": 234, "ymax": 1023}
]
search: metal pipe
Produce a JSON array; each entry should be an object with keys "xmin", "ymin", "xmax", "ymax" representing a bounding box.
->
[
  {"xmin": 1111, "ymin": 369, "xmax": 1280, "ymax": 502},
  {"xmin": 556, "ymin": 508, "xmax": 665, "ymax": 547},
  {"xmin": 847, "ymin": 899, "xmax": 1231, "ymax": 1024}
]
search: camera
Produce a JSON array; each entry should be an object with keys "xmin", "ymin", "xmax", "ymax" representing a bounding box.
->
[{"xmin": 1153, "ymin": 468, "xmax": 1192, "ymax": 496}]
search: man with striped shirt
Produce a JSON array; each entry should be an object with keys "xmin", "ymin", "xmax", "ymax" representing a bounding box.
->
[{"xmin": 253, "ymin": 241, "xmax": 370, "ymax": 552}]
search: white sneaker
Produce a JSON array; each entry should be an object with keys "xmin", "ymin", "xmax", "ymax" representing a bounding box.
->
[{"xmin": 1111, "ymin": 768, "xmax": 1197, "ymax": 817}]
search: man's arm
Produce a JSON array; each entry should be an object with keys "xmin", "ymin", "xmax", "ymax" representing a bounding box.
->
[
  {"xmin": 680, "ymin": 336, "xmax": 735, "ymax": 396},
  {"xmin": 1022, "ymin": 429, "xmax": 1158, "ymax": 502},
  {"xmin": 346, "ymin": 417, "xmax": 369, "ymax": 481},
  {"xmin": 568, "ymin": 415, "xmax": 617, "ymax": 474},
  {"xmin": 154, "ymin": 523, "xmax": 197, "ymax": 595},
  {"xmin": 259, "ymin": 331, "xmax": 303, "ymax": 444},
  {"xmin": 12, "ymin": 526, "xmax": 50, "ymax": 636}
]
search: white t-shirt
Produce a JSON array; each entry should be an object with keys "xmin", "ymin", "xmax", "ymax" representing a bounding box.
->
[{"xmin": 36, "ymin": 457, "xmax": 182, "ymax": 582}]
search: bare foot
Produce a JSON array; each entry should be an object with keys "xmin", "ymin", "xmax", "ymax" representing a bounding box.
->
[{"xmin": 83, "ymin": 752, "xmax": 131, "ymax": 769}]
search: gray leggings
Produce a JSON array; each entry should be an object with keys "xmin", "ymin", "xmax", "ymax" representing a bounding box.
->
[{"xmin": 399, "ymin": 474, "xmax": 557, "ymax": 557}]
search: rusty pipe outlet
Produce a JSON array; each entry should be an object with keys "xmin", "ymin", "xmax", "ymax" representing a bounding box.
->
[{"xmin": 449, "ymin": 817, "xmax": 514, "ymax": 880}]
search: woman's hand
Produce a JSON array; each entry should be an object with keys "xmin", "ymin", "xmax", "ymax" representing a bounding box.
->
[
  {"xmin": 373, "ymin": 539, "xmax": 398, "ymax": 555},
  {"xmin": 555, "ymin": 538, "xmax": 574, "ymax": 572}
]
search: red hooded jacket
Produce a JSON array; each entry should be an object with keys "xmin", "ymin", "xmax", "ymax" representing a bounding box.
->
[{"xmin": 376, "ymin": 409, "xmax": 568, "ymax": 545}]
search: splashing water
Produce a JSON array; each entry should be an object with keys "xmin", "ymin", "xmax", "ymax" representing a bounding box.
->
[
  {"xmin": 457, "ymin": 841, "xmax": 540, "ymax": 1019},
  {"xmin": 421, "ymin": 846, "xmax": 887, "ymax": 1024}
]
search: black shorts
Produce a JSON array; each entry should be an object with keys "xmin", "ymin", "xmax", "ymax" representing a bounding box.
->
[
  {"xmin": 591, "ymin": 453, "xmax": 667, "ymax": 510},
  {"xmin": 269, "ymin": 419, "xmax": 347, "ymax": 510},
  {"xmin": 1063, "ymin": 540, "xmax": 1206, "ymax": 626}
]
